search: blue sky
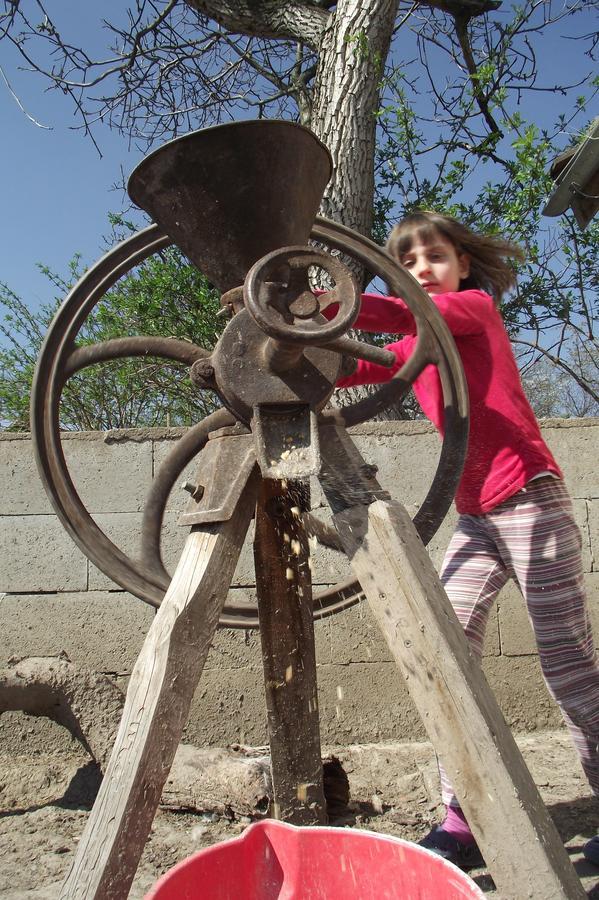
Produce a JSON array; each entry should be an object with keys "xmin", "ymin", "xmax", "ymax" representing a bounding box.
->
[
  {"xmin": 1, "ymin": 4, "xmax": 149, "ymax": 311},
  {"xmin": 1, "ymin": 3, "xmax": 596, "ymax": 315}
]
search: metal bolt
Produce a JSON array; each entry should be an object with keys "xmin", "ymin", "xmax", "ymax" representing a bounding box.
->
[
  {"xmin": 181, "ymin": 481, "xmax": 205, "ymax": 502},
  {"xmin": 190, "ymin": 359, "xmax": 214, "ymax": 383}
]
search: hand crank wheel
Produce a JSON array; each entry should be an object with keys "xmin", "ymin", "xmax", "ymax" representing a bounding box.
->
[{"xmin": 31, "ymin": 219, "xmax": 467, "ymax": 629}]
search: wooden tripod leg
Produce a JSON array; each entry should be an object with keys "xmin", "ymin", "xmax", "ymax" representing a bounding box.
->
[
  {"xmin": 319, "ymin": 426, "xmax": 585, "ymax": 900},
  {"xmin": 338, "ymin": 501, "xmax": 585, "ymax": 899},
  {"xmin": 254, "ymin": 478, "xmax": 327, "ymax": 825},
  {"xmin": 60, "ymin": 470, "xmax": 259, "ymax": 900}
]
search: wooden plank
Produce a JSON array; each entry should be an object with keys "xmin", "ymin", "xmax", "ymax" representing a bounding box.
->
[
  {"xmin": 334, "ymin": 498, "xmax": 586, "ymax": 900},
  {"xmin": 60, "ymin": 468, "xmax": 259, "ymax": 900},
  {"xmin": 254, "ymin": 478, "xmax": 327, "ymax": 825}
]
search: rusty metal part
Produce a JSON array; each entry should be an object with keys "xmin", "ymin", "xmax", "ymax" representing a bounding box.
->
[
  {"xmin": 244, "ymin": 245, "xmax": 360, "ymax": 345},
  {"xmin": 179, "ymin": 432, "xmax": 256, "ymax": 526},
  {"xmin": 211, "ymin": 308, "xmax": 342, "ymax": 425},
  {"xmin": 181, "ymin": 481, "xmax": 205, "ymax": 502},
  {"xmin": 190, "ymin": 357, "xmax": 216, "ymax": 387},
  {"xmin": 29, "ymin": 223, "xmax": 364, "ymax": 627},
  {"xmin": 252, "ymin": 404, "xmax": 320, "ymax": 479},
  {"xmin": 63, "ymin": 336, "xmax": 206, "ymax": 377},
  {"xmin": 220, "ymin": 286, "xmax": 245, "ymax": 316},
  {"xmin": 127, "ymin": 121, "xmax": 333, "ymax": 294},
  {"xmin": 31, "ymin": 172, "xmax": 467, "ymax": 628}
]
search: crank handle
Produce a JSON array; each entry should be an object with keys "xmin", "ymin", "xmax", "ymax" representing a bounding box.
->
[{"xmin": 322, "ymin": 336, "xmax": 396, "ymax": 368}]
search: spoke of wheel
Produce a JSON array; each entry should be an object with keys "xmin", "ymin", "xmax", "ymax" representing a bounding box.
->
[{"xmin": 63, "ymin": 336, "xmax": 209, "ymax": 378}]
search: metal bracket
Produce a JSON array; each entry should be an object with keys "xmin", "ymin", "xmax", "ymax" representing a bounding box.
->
[
  {"xmin": 179, "ymin": 432, "xmax": 256, "ymax": 526},
  {"xmin": 252, "ymin": 403, "xmax": 321, "ymax": 479}
]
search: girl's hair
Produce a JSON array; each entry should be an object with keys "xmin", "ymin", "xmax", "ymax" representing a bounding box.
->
[{"xmin": 386, "ymin": 210, "xmax": 525, "ymax": 303}]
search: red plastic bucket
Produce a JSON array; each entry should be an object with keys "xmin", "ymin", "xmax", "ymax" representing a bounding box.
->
[{"xmin": 145, "ymin": 819, "xmax": 485, "ymax": 899}]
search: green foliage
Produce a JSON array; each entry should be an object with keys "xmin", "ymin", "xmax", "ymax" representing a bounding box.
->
[
  {"xmin": 374, "ymin": 64, "xmax": 599, "ymax": 413},
  {"xmin": 0, "ymin": 221, "xmax": 224, "ymax": 431}
]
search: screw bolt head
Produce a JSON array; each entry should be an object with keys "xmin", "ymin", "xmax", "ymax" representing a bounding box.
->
[
  {"xmin": 190, "ymin": 359, "xmax": 215, "ymax": 385},
  {"xmin": 181, "ymin": 481, "xmax": 205, "ymax": 502}
]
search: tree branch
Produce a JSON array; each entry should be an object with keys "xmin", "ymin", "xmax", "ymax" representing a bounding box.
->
[
  {"xmin": 452, "ymin": 15, "xmax": 503, "ymax": 137},
  {"xmin": 515, "ymin": 338, "xmax": 599, "ymax": 405},
  {"xmin": 183, "ymin": 0, "xmax": 331, "ymax": 50}
]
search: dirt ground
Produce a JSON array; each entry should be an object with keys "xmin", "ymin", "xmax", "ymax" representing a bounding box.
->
[{"xmin": 2, "ymin": 720, "xmax": 599, "ymax": 898}]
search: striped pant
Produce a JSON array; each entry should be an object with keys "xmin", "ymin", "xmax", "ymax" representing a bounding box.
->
[{"xmin": 438, "ymin": 477, "xmax": 599, "ymax": 808}]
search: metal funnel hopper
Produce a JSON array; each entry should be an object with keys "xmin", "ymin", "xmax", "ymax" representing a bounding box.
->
[{"xmin": 128, "ymin": 120, "xmax": 333, "ymax": 293}]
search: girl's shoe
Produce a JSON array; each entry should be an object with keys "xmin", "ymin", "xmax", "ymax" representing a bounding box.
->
[
  {"xmin": 584, "ymin": 835, "xmax": 599, "ymax": 865},
  {"xmin": 419, "ymin": 825, "xmax": 485, "ymax": 870}
]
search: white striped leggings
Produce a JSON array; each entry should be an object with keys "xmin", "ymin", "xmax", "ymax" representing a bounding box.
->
[{"xmin": 439, "ymin": 477, "xmax": 599, "ymax": 808}]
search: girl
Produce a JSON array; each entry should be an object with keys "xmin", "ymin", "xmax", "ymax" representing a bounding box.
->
[{"xmin": 336, "ymin": 210, "xmax": 599, "ymax": 870}]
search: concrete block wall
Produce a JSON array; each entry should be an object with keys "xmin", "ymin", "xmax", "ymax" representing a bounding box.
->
[{"xmin": 1, "ymin": 418, "xmax": 597, "ymax": 750}]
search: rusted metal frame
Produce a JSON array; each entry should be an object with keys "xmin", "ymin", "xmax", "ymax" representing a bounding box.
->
[
  {"xmin": 31, "ymin": 216, "xmax": 467, "ymax": 626},
  {"xmin": 127, "ymin": 121, "xmax": 334, "ymax": 295},
  {"xmin": 178, "ymin": 438, "xmax": 255, "ymax": 527},
  {"xmin": 244, "ymin": 245, "xmax": 361, "ymax": 344},
  {"xmin": 254, "ymin": 478, "xmax": 327, "ymax": 825},
  {"xmin": 63, "ymin": 335, "xmax": 206, "ymax": 377},
  {"xmin": 244, "ymin": 242, "xmax": 394, "ymax": 368}
]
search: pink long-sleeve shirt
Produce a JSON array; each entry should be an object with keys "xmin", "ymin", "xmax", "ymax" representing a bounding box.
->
[{"xmin": 336, "ymin": 289, "xmax": 562, "ymax": 515}]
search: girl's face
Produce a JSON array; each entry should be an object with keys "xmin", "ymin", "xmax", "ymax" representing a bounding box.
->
[{"xmin": 399, "ymin": 231, "xmax": 470, "ymax": 296}]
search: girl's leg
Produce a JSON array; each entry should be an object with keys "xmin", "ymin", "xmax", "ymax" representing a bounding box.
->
[
  {"xmin": 437, "ymin": 515, "xmax": 510, "ymax": 807},
  {"xmin": 492, "ymin": 478, "xmax": 599, "ymax": 796},
  {"xmin": 420, "ymin": 515, "xmax": 508, "ymax": 865}
]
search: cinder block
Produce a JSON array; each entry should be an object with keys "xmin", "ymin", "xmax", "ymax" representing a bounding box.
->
[
  {"xmin": 588, "ymin": 500, "xmax": 599, "ymax": 572},
  {"xmin": 0, "ymin": 591, "xmax": 153, "ymax": 673},
  {"xmin": 541, "ymin": 421, "xmax": 599, "ymax": 499},
  {"xmin": 474, "ymin": 603, "xmax": 501, "ymax": 656},
  {"xmin": 0, "ymin": 437, "xmax": 53, "ymax": 515},
  {"xmin": 205, "ymin": 616, "xmax": 262, "ymax": 671},
  {"xmin": 185, "ymin": 665, "xmax": 268, "ymax": 747},
  {"xmin": 62, "ymin": 434, "xmax": 153, "ymax": 513},
  {"xmin": 0, "ymin": 516, "xmax": 87, "ymax": 592},
  {"xmin": 314, "ymin": 599, "xmax": 391, "ymax": 665},
  {"xmin": 316, "ymin": 661, "xmax": 424, "ymax": 744},
  {"xmin": 482, "ymin": 655, "xmax": 563, "ymax": 732},
  {"xmin": 87, "ymin": 512, "xmax": 144, "ymax": 590},
  {"xmin": 153, "ymin": 436, "xmax": 208, "ymax": 513},
  {"xmin": 184, "ymin": 653, "xmax": 564, "ymax": 748},
  {"xmin": 423, "ymin": 508, "xmax": 458, "ymax": 570},
  {"xmin": 351, "ymin": 429, "xmax": 440, "ymax": 510},
  {"xmin": 499, "ymin": 572, "xmax": 599, "ymax": 657},
  {"xmin": 573, "ymin": 498, "xmax": 593, "ymax": 572}
]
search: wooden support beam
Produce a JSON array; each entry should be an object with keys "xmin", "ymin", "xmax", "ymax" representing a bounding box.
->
[
  {"xmin": 319, "ymin": 425, "xmax": 586, "ymax": 900},
  {"xmin": 254, "ymin": 478, "xmax": 327, "ymax": 825},
  {"xmin": 60, "ymin": 469, "xmax": 259, "ymax": 900}
]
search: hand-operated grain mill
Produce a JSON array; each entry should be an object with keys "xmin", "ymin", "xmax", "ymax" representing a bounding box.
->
[{"xmin": 32, "ymin": 121, "xmax": 585, "ymax": 899}]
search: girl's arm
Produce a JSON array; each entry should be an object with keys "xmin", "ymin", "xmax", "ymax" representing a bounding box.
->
[{"xmin": 324, "ymin": 289, "xmax": 492, "ymax": 336}]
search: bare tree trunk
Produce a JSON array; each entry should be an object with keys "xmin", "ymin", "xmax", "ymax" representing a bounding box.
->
[{"xmin": 311, "ymin": 0, "xmax": 401, "ymax": 237}]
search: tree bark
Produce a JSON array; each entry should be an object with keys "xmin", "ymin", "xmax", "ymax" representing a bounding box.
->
[
  {"xmin": 310, "ymin": 0, "xmax": 400, "ymax": 236},
  {"xmin": 185, "ymin": 0, "xmax": 400, "ymax": 239},
  {"xmin": 185, "ymin": 1, "xmax": 329, "ymax": 49}
]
